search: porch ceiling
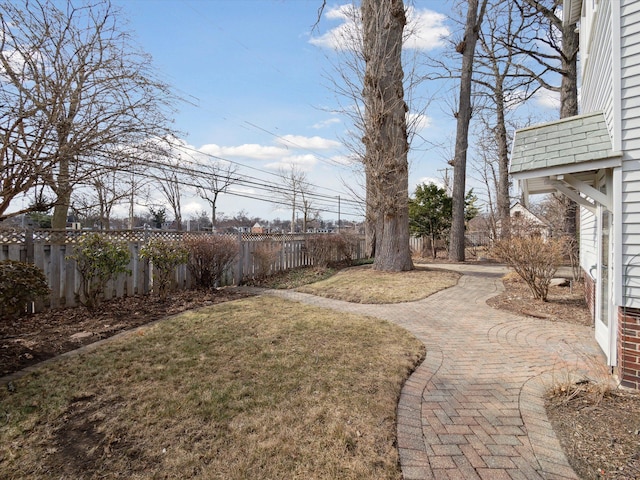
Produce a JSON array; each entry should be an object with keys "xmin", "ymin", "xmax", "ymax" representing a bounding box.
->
[{"xmin": 510, "ymin": 112, "xmax": 622, "ymax": 212}]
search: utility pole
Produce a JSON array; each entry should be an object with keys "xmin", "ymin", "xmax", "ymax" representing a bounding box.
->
[{"xmin": 337, "ymin": 195, "xmax": 341, "ymax": 233}]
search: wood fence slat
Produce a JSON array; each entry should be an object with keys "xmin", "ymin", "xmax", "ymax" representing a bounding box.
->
[{"xmin": 1, "ymin": 230, "xmax": 370, "ymax": 312}]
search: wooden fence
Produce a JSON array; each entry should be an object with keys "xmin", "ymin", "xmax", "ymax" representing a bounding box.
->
[{"xmin": 0, "ymin": 229, "xmax": 366, "ymax": 311}]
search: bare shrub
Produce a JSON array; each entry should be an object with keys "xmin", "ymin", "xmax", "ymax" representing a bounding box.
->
[
  {"xmin": 185, "ymin": 235, "xmax": 238, "ymax": 288},
  {"xmin": 562, "ymin": 234, "xmax": 581, "ymax": 282},
  {"xmin": 251, "ymin": 239, "xmax": 280, "ymax": 279},
  {"xmin": 305, "ymin": 235, "xmax": 337, "ymax": 268},
  {"xmin": 492, "ymin": 235, "xmax": 564, "ymax": 301},
  {"xmin": 336, "ymin": 232, "xmax": 360, "ymax": 264}
]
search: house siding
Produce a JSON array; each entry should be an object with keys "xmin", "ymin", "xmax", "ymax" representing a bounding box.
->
[
  {"xmin": 621, "ymin": 0, "xmax": 640, "ymax": 308},
  {"xmin": 579, "ymin": 0, "xmax": 613, "ymax": 290},
  {"xmin": 581, "ymin": 0, "xmax": 614, "ymax": 129}
]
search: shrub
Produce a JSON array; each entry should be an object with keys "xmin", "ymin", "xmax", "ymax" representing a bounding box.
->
[
  {"xmin": 185, "ymin": 235, "xmax": 238, "ymax": 288},
  {"xmin": 69, "ymin": 234, "xmax": 131, "ymax": 310},
  {"xmin": 0, "ymin": 260, "xmax": 50, "ymax": 320},
  {"xmin": 336, "ymin": 232, "xmax": 360, "ymax": 264},
  {"xmin": 140, "ymin": 240, "xmax": 189, "ymax": 299},
  {"xmin": 305, "ymin": 234, "xmax": 337, "ymax": 268},
  {"xmin": 251, "ymin": 239, "xmax": 280, "ymax": 279},
  {"xmin": 492, "ymin": 235, "xmax": 564, "ymax": 301}
]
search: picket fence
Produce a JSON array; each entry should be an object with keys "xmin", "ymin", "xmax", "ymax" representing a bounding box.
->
[{"xmin": 0, "ymin": 229, "xmax": 366, "ymax": 311}]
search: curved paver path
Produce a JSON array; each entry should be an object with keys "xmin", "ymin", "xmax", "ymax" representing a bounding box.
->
[{"xmin": 258, "ymin": 264, "xmax": 605, "ymax": 480}]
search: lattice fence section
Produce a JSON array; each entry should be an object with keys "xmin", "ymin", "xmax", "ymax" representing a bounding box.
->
[{"xmin": 0, "ymin": 229, "xmax": 367, "ymax": 311}]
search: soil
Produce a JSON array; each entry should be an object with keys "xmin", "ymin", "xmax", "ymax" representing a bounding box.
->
[
  {"xmin": 0, "ymin": 287, "xmax": 252, "ymax": 378},
  {"xmin": 1, "ymin": 267, "xmax": 639, "ymax": 479}
]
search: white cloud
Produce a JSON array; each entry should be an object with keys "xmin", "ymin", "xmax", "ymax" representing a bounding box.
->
[
  {"xmin": 228, "ymin": 185, "xmax": 257, "ymax": 195},
  {"xmin": 309, "ymin": 4, "xmax": 359, "ymax": 51},
  {"xmin": 264, "ymin": 154, "xmax": 318, "ymax": 171},
  {"xmin": 415, "ymin": 177, "xmax": 444, "ymax": 190},
  {"xmin": 310, "ymin": 4, "xmax": 449, "ymax": 51},
  {"xmin": 533, "ymin": 89, "xmax": 561, "ymax": 111},
  {"xmin": 407, "ymin": 112, "xmax": 433, "ymax": 132},
  {"xmin": 198, "ymin": 143, "xmax": 289, "ymax": 160},
  {"xmin": 275, "ymin": 134, "xmax": 342, "ymax": 150},
  {"xmin": 404, "ymin": 7, "xmax": 449, "ymax": 50},
  {"xmin": 312, "ymin": 118, "xmax": 342, "ymax": 129}
]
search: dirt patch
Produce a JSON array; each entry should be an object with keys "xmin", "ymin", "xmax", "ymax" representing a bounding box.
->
[
  {"xmin": 1, "ymin": 288, "xmax": 252, "ymax": 378},
  {"xmin": 486, "ymin": 274, "xmax": 592, "ymax": 325},
  {"xmin": 546, "ymin": 387, "xmax": 640, "ymax": 480}
]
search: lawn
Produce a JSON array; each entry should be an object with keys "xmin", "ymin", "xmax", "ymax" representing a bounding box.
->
[
  {"xmin": 0, "ymin": 295, "xmax": 424, "ymax": 479},
  {"xmin": 295, "ymin": 264, "xmax": 460, "ymax": 303}
]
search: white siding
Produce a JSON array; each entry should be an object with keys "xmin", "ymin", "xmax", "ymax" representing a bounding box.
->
[
  {"xmin": 581, "ymin": 0, "xmax": 615, "ymax": 129},
  {"xmin": 580, "ymin": 206, "xmax": 598, "ymax": 278},
  {"xmin": 621, "ymin": 0, "xmax": 640, "ymax": 307}
]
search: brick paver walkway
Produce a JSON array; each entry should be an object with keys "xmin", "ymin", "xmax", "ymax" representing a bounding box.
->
[{"xmin": 260, "ymin": 264, "xmax": 606, "ymax": 480}]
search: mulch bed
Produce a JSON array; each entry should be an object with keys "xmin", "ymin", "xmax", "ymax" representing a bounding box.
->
[{"xmin": 1, "ymin": 288, "xmax": 251, "ymax": 378}]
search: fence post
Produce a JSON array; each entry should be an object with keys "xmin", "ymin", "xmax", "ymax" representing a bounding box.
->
[
  {"xmin": 25, "ymin": 228, "xmax": 34, "ymax": 264},
  {"xmin": 235, "ymin": 231, "xmax": 243, "ymax": 286}
]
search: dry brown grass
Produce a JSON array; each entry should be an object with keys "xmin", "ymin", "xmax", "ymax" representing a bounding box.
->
[
  {"xmin": 0, "ymin": 296, "xmax": 424, "ymax": 480},
  {"xmin": 295, "ymin": 265, "xmax": 460, "ymax": 303}
]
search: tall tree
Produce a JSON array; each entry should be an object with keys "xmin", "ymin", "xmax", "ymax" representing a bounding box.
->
[
  {"xmin": 473, "ymin": 0, "xmax": 540, "ymax": 239},
  {"xmin": 361, "ymin": 0, "xmax": 413, "ymax": 271},
  {"xmin": 315, "ymin": 3, "xmax": 433, "ymax": 260},
  {"xmin": 193, "ymin": 160, "xmax": 238, "ymax": 228},
  {"xmin": 277, "ymin": 165, "xmax": 312, "ymax": 234},
  {"xmin": 0, "ymin": 0, "xmax": 177, "ymax": 228},
  {"xmin": 449, "ymin": 0, "xmax": 489, "ymax": 262},
  {"xmin": 513, "ymin": 0, "xmax": 579, "ymax": 236},
  {"xmin": 409, "ymin": 183, "xmax": 452, "ymax": 259},
  {"xmin": 157, "ymin": 163, "xmax": 185, "ymax": 231}
]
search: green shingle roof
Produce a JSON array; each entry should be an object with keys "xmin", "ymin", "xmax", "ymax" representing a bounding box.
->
[{"xmin": 510, "ymin": 112, "xmax": 614, "ymax": 175}]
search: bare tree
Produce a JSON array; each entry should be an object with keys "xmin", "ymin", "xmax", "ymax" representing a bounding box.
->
[
  {"xmin": 157, "ymin": 162, "xmax": 185, "ymax": 231},
  {"xmin": 511, "ymin": 0, "xmax": 579, "ymax": 236},
  {"xmin": 72, "ymin": 162, "xmax": 131, "ymax": 230},
  {"xmin": 315, "ymin": 2, "xmax": 431, "ymax": 260},
  {"xmin": 361, "ymin": 0, "xmax": 413, "ymax": 271},
  {"xmin": 277, "ymin": 165, "xmax": 312, "ymax": 234},
  {"xmin": 193, "ymin": 160, "xmax": 238, "ymax": 228},
  {"xmin": 472, "ymin": 0, "xmax": 541, "ymax": 239},
  {"xmin": 449, "ymin": 0, "xmax": 489, "ymax": 262},
  {"xmin": 0, "ymin": 0, "xmax": 177, "ymax": 228}
]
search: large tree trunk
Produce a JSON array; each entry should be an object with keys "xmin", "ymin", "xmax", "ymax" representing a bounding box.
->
[
  {"xmin": 495, "ymin": 86, "xmax": 511, "ymax": 239},
  {"xmin": 361, "ymin": 0, "xmax": 413, "ymax": 272},
  {"xmin": 449, "ymin": 0, "xmax": 487, "ymax": 261},
  {"xmin": 51, "ymin": 155, "xmax": 71, "ymax": 230},
  {"xmin": 560, "ymin": 20, "xmax": 579, "ymax": 237}
]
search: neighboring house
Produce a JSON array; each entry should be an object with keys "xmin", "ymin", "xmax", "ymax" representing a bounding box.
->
[
  {"xmin": 510, "ymin": 1, "xmax": 640, "ymax": 389},
  {"xmin": 496, "ymin": 202, "xmax": 553, "ymax": 240},
  {"xmin": 251, "ymin": 223, "xmax": 265, "ymax": 234}
]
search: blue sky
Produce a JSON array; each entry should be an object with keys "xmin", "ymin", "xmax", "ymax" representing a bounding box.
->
[{"xmin": 111, "ymin": 0, "xmax": 557, "ymax": 224}]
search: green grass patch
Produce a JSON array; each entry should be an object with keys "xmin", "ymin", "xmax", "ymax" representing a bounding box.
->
[{"xmin": 0, "ymin": 296, "xmax": 424, "ymax": 479}]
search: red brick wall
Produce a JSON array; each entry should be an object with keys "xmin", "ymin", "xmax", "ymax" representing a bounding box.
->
[
  {"xmin": 618, "ymin": 307, "xmax": 640, "ymax": 390},
  {"xmin": 583, "ymin": 269, "xmax": 596, "ymax": 323}
]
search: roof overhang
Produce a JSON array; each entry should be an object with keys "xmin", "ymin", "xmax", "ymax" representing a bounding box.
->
[
  {"xmin": 563, "ymin": 0, "xmax": 582, "ymax": 26},
  {"xmin": 510, "ymin": 112, "xmax": 622, "ymax": 213}
]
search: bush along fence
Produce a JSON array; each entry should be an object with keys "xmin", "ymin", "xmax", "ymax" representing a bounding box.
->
[{"xmin": 0, "ymin": 229, "xmax": 367, "ymax": 312}]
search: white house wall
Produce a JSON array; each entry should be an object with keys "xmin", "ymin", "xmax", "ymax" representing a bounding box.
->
[
  {"xmin": 621, "ymin": 0, "xmax": 640, "ymax": 306},
  {"xmin": 580, "ymin": 206, "xmax": 598, "ymax": 277},
  {"xmin": 581, "ymin": 0, "xmax": 615, "ymax": 132}
]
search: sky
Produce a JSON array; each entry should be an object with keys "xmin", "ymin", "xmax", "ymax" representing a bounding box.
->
[{"xmin": 108, "ymin": 0, "xmax": 558, "ymax": 225}]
